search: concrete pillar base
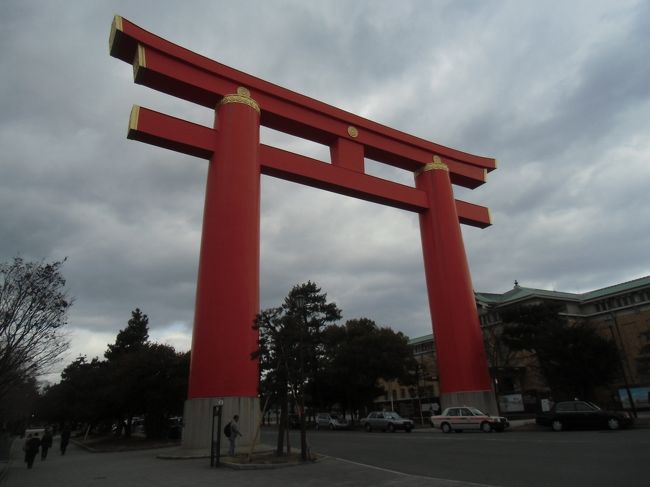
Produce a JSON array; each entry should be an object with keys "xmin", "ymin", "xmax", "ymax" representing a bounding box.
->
[
  {"xmin": 440, "ymin": 390, "xmax": 499, "ymax": 416},
  {"xmin": 181, "ymin": 396, "xmax": 260, "ymax": 454}
]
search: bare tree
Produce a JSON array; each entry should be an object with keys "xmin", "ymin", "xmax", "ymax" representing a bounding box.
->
[{"xmin": 0, "ymin": 257, "xmax": 72, "ymax": 400}]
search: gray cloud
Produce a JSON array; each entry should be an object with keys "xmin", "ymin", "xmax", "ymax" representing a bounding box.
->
[{"xmin": 1, "ymin": 0, "xmax": 649, "ymax": 376}]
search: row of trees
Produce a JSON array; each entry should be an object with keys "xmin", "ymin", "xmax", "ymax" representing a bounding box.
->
[
  {"xmin": 254, "ymin": 282, "xmax": 416, "ymax": 457},
  {"xmin": 486, "ymin": 302, "xmax": 621, "ymax": 402},
  {"xmin": 39, "ymin": 309, "xmax": 189, "ymax": 439}
]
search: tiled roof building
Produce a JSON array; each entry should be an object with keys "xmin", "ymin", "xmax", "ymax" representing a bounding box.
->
[{"xmin": 378, "ymin": 276, "xmax": 650, "ymax": 418}]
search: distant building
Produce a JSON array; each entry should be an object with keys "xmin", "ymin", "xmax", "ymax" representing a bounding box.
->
[{"xmin": 377, "ymin": 276, "xmax": 650, "ymax": 418}]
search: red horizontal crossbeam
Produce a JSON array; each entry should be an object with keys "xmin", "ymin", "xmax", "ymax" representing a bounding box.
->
[
  {"xmin": 109, "ymin": 16, "xmax": 496, "ymax": 190},
  {"xmin": 127, "ymin": 106, "xmax": 491, "ymax": 228}
]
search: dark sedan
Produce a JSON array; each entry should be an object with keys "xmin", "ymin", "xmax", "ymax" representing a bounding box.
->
[{"xmin": 536, "ymin": 400, "xmax": 633, "ymax": 431}]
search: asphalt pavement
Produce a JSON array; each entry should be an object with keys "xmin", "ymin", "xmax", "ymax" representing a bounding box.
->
[
  {"xmin": 1, "ymin": 435, "xmax": 496, "ymax": 487},
  {"xmin": 2, "ymin": 416, "xmax": 648, "ymax": 487}
]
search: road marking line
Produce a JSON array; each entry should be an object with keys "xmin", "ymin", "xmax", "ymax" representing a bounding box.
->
[{"xmin": 327, "ymin": 456, "xmax": 499, "ymax": 487}]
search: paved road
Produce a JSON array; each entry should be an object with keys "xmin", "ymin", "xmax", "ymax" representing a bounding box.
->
[
  {"xmin": 3, "ymin": 426, "xmax": 648, "ymax": 487},
  {"xmin": 289, "ymin": 426, "xmax": 650, "ymax": 487}
]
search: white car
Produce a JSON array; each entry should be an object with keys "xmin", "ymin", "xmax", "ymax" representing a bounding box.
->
[{"xmin": 431, "ymin": 406, "xmax": 509, "ymax": 433}]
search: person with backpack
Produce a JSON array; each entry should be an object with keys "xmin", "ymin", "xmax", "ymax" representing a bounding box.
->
[
  {"xmin": 23, "ymin": 433, "xmax": 41, "ymax": 469},
  {"xmin": 225, "ymin": 414, "xmax": 242, "ymax": 456}
]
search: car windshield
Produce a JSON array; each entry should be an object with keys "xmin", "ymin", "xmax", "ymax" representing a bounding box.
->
[
  {"xmin": 330, "ymin": 414, "xmax": 341, "ymax": 420},
  {"xmin": 468, "ymin": 407, "xmax": 487, "ymax": 416},
  {"xmin": 384, "ymin": 412, "xmax": 401, "ymax": 419}
]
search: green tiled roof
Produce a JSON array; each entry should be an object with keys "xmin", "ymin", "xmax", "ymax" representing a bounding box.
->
[
  {"xmin": 409, "ymin": 333, "xmax": 433, "ymax": 346},
  {"xmin": 580, "ymin": 275, "xmax": 650, "ymax": 301},
  {"xmin": 475, "ymin": 275, "xmax": 650, "ymax": 306},
  {"xmin": 409, "ymin": 276, "xmax": 650, "ymax": 344}
]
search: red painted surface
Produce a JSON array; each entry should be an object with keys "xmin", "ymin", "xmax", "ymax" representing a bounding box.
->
[
  {"xmin": 188, "ymin": 99, "xmax": 261, "ymax": 398},
  {"xmin": 110, "ymin": 16, "xmax": 497, "ymax": 400},
  {"xmin": 416, "ymin": 167, "xmax": 493, "ymax": 393},
  {"xmin": 128, "ymin": 106, "xmax": 492, "ymax": 227},
  {"xmin": 110, "ymin": 17, "xmax": 495, "ymax": 186}
]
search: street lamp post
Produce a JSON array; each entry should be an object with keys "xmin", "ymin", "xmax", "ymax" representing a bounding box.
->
[
  {"xmin": 606, "ymin": 313, "xmax": 637, "ymax": 418},
  {"xmin": 415, "ymin": 361, "xmax": 425, "ymax": 426}
]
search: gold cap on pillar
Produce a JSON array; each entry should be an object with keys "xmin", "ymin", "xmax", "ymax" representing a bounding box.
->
[
  {"xmin": 415, "ymin": 155, "xmax": 449, "ymax": 176},
  {"xmin": 218, "ymin": 87, "xmax": 260, "ymax": 114}
]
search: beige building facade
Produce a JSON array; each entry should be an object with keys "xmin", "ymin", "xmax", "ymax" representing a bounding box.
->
[{"xmin": 378, "ymin": 275, "xmax": 650, "ymax": 417}]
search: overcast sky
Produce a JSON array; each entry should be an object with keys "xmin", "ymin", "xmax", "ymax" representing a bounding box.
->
[{"xmin": 2, "ymin": 0, "xmax": 649, "ymax": 381}]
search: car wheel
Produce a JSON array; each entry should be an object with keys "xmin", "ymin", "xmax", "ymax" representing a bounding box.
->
[
  {"xmin": 364, "ymin": 423, "xmax": 372, "ymax": 432},
  {"xmin": 441, "ymin": 422, "xmax": 452, "ymax": 434},
  {"xmin": 387, "ymin": 423, "xmax": 395, "ymax": 433},
  {"xmin": 330, "ymin": 423, "xmax": 335, "ymax": 430},
  {"xmin": 607, "ymin": 417, "xmax": 620, "ymax": 430},
  {"xmin": 481, "ymin": 422, "xmax": 492, "ymax": 433},
  {"xmin": 315, "ymin": 424, "xmax": 319, "ymax": 431},
  {"xmin": 405, "ymin": 426, "xmax": 412, "ymax": 433},
  {"xmin": 551, "ymin": 420, "xmax": 563, "ymax": 432}
]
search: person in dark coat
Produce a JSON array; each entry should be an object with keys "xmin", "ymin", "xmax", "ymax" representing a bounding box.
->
[
  {"xmin": 60, "ymin": 425, "xmax": 71, "ymax": 455},
  {"xmin": 23, "ymin": 433, "xmax": 41, "ymax": 469},
  {"xmin": 41, "ymin": 428, "xmax": 53, "ymax": 459}
]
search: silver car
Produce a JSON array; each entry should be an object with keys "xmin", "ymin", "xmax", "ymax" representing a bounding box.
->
[
  {"xmin": 361, "ymin": 411, "xmax": 414, "ymax": 432},
  {"xmin": 315, "ymin": 413, "xmax": 349, "ymax": 430}
]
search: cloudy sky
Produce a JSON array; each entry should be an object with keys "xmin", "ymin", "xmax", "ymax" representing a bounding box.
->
[{"xmin": 2, "ymin": 0, "xmax": 649, "ymax": 380}]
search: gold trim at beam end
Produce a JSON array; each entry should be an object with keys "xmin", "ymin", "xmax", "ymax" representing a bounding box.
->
[
  {"xmin": 488, "ymin": 208, "xmax": 494, "ymax": 225},
  {"xmin": 109, "ymin": 15, "xmax": 123, "ymax": 53},
  {"xmin": 127, "ymin": 105, "xmax": 140, "ymax": 138},
  {"xmin": 132, "ymin": 45, "xmax": 146, "ymax": 81},
  {"xmin": 347, "ymin": 126, "xmax": 359, "ymax": 138},
  {"xmin": 218, "ymin": 91, "xmax": 260, "ymax": 114},
  {"xmin": 415, "ymin": 155, "xmax": 449, "ymax": 176}
]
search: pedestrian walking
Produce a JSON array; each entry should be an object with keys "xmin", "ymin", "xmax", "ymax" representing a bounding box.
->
[
  {"xmin": 23, "ymin": 433, "xmax": 41, "ymax": 469},
  {"xmin": 41, "ymin": 428, "xmax": 53, "ymax": 460},
  {"xmin": 226, "ymin": 415, "xmax": 242, "ymax": 456},
  {"xmin": 60, "ymin": 425, "xmax": 71, "ymax": 455}
]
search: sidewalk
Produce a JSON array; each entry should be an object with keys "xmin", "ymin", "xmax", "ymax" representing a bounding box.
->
[
  {"xmin": 0, "ymin": 435, "xmax": 495, "ymax": 487},
  {"xmin": 3, "ymin": 417, "xmax": 648, "ymax": 487}
]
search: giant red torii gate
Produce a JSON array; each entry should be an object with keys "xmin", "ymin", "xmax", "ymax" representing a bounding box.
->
[{"xmin": 110, "ymin": 16, "xmax": 497, "ymax": 450}]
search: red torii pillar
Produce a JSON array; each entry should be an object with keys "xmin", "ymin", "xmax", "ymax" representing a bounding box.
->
[
  {"xmin": 109, "ymin": 15, "xmax": 498, "ymax": 451},
  {"xmin": 181, "ymin": 90, "xmax": 262, "ymax": 448},
  {"xmin": 417, "ymin": 157, "xmax": 495, "ymax": 410}
]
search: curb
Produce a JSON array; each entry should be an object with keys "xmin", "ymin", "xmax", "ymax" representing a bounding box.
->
[
  {"xmin": 220, "ymin": 453, "xmax": 325, "ymax": 470},
  {"xmin": 0, "ymin": 461, "xmax": 9, "ymax": 485}
]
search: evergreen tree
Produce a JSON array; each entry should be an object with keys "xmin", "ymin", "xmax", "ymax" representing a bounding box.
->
[
  {"xmin": 321, "ymin": 318, "xmax": 416, "ymax": 415},
  {"xmin": 104, "ymin": 308, "xmax": 149, "ymax": 360},
  {"xmin": 501, "ymin": 303, "xmax": 619, "ymax": 400},
  {"xmin": 253, "ymin": 282, "xmax": 341, "ymax": 458}
]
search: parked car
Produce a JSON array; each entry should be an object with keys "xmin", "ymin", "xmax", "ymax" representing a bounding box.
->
[
  {"xmin": 535, "ymin": 400, "xmax": 633, "ymax": 431},
  {"xmin": 361, "ymin": 411, "xmax": 414, "ymax": 432},
  {"xmin": 431, "ymin": 406, "xmax": 509, "ymax": 433},
  {"xmin": 315, "ymin": 413, "xmax": 349, "ymax": 430}
]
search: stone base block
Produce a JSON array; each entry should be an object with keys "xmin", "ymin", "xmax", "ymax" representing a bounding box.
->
[{"xmin": 181, "ymin": 396, "xmax": 260, "ymax": 454}]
